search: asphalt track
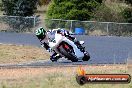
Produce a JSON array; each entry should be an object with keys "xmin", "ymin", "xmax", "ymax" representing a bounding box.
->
[{"xmin": 0, "ymin": 32, "xmax": 132, "ymax": 68}]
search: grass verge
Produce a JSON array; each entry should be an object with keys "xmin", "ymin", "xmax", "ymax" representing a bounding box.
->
[{"xmin": 0, "ymin": 44, "xmax": 50, "ymax": 64}]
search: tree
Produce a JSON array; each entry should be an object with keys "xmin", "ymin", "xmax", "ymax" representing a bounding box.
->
[
  {"xmin": 47, "ymin": 0, "xmax": 102, "ymax": 21},
  {"xmin": 2, "ymin": 0, "xmax": 17, "ymax": 15},
  {"xmin": 124, "ymin": 0, "xmax": 132, "ymax": 5},
  {"xmin": 2, "ymin": 0, "xmax": 37, "ymax": 16},
  {"xmin": 93, "ymin": 4, "xmax": 125, "ymax": 22},
  {"xmin": 120, "ymin": 0, "xmax": 132, "ymax": 23},
  {"xmin": 122, "ymin": 8, "xmax": 132, "ymax": 23}
]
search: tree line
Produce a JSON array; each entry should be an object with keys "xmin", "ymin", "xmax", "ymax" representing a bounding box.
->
[{"xmin": 1, "ymin": 0, "xmax": 132, "ymax": 23}]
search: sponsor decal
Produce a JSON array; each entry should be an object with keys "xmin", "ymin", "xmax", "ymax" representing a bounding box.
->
[{"xmin": 76, "ymin": 66, "xmax": 131, "ymax": 85}]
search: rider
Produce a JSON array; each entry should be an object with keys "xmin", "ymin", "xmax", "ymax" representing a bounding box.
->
[
  {"xmin": 35, "ymin": 27, "xmax": 84, "ymax": 61},
  {"xmin": 35, "ymin": 27, "xmax": 61, "ymax": 62}
]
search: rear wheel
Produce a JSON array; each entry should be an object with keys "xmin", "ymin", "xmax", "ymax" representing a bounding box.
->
[
  {"xmin": 82, "ymin": 51, "xmax": 90, "ymax": 61},
  {"xmin": 59, "ymin": 45, "xmax": 78, "ymax": 62}
]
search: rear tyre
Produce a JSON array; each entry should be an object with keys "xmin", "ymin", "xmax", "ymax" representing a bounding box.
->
[
  {"xmin": 82, "ymin": 52, "xmax": 90, "ymax": 61},
  {"xmin": 59, "ymin": 45, "xmax": 78, "ymax": 62}
]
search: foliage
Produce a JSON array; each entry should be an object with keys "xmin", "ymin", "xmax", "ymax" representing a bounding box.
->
[
  {"xmin": 93, "ymin": 4, "xmax": 125, "ymax": 22},
  {"xmin": 2, "ymin": 0, "xmax": 37, "ymax": 16},
  {"xmin": 123, "ymin": 0, "xmax": 132, "ymax": 24},
  {"xmin": 1, "ymin": 0, "xmax": 39, "ymax": 32},
  {"xmin": 124, "ymin": 0, "xmax": 132, "ymax": 5},
  {"xmin": 1, "ymin": 0, "xmax": 17, "ymax": 16},
  {"xmin": 122, "ymin": 7, "xmax": 132, "ymax": 23},
  {"xmin": 47, "ymin": 0, "xmax": 102, "ymax": 21}
]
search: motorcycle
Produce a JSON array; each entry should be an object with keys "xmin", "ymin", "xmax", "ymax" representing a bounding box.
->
[{"xmin": 46, "ymin": 29, "xmax": 90, "ymax": 62}]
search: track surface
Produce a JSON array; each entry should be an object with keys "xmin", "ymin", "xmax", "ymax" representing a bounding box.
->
[{"xmin": 0, "ymin": 32, "xmax": 132, "ymax": 67}]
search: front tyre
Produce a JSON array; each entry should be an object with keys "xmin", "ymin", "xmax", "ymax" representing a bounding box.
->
[{"xmin": 82, "ymin": 51, "xmax": 90, "ymax": 61}]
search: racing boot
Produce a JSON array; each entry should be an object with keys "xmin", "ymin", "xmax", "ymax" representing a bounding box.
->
[{"xmin": 50, "ymin": 53, "xmax": 61, "ymax": 62}]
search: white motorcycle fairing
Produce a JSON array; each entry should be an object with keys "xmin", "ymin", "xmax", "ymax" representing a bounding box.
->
[{"xmin": 48, "ymin": 33, "xmax": 84, "ymax": 59}]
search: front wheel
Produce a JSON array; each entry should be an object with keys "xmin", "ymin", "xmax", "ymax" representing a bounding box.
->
[{"xmin": 82, "ymin": 52, "xmax": 90, "ymax": 61}]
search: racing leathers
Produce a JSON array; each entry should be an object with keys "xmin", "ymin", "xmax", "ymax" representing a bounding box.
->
[{"xmin": 38, "ymin": 31, "xmax": 61, "ymax": 62}]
